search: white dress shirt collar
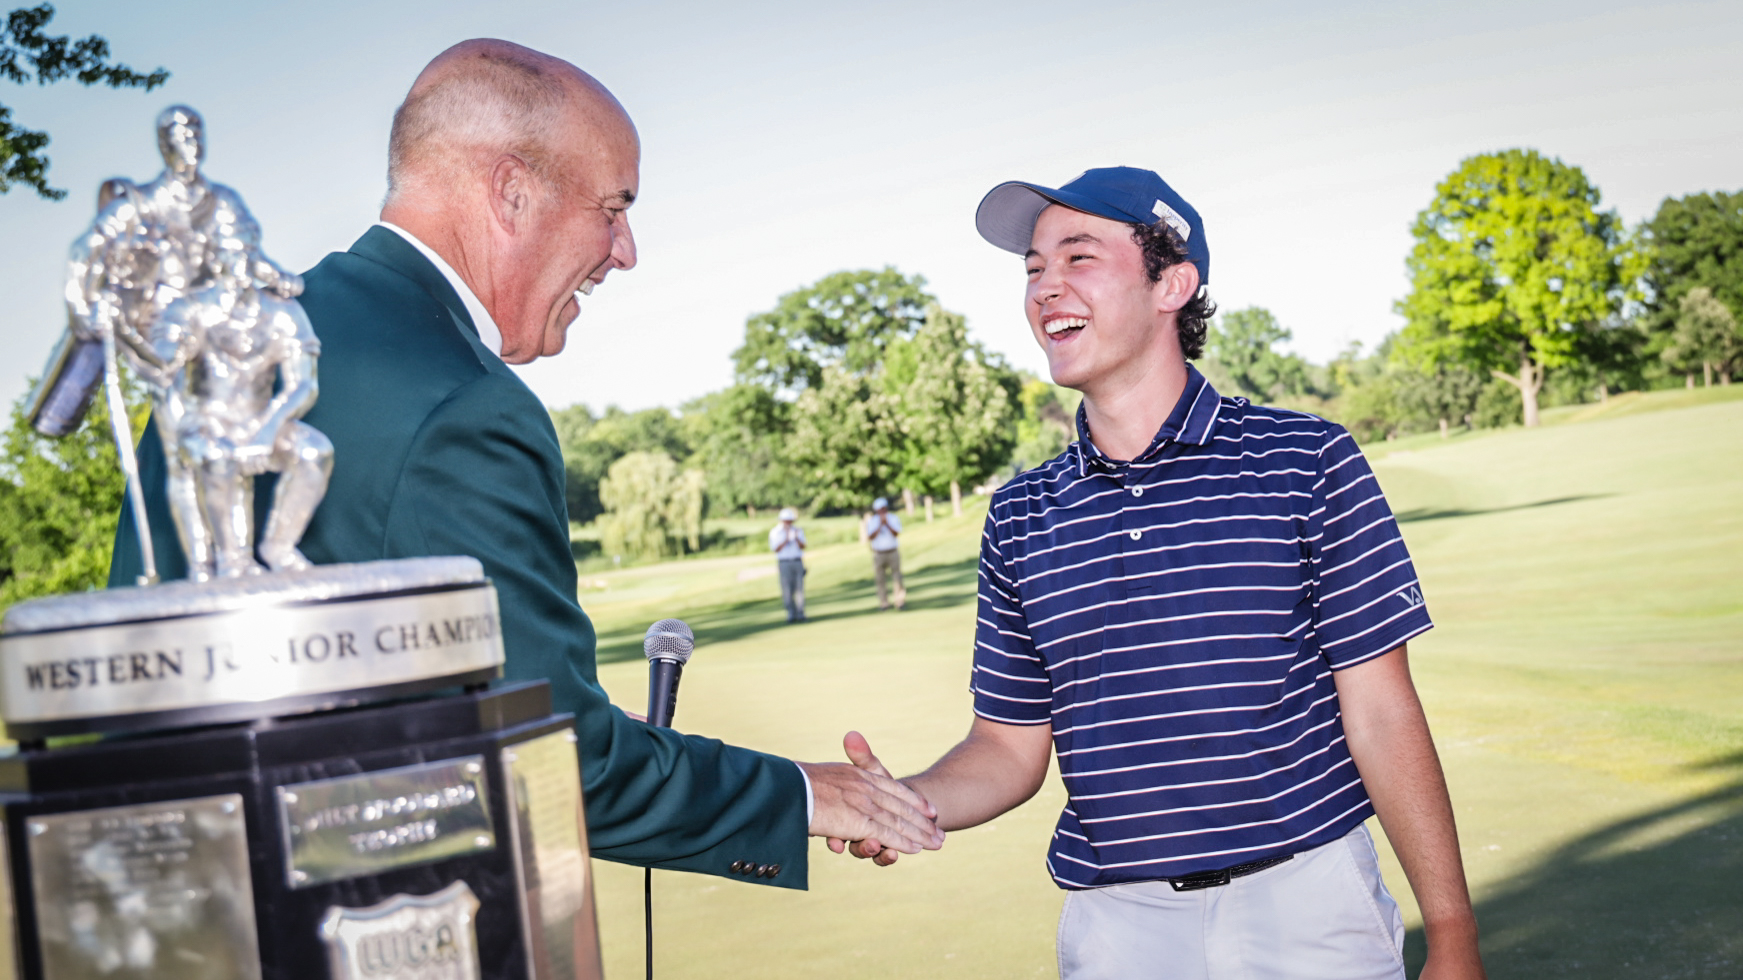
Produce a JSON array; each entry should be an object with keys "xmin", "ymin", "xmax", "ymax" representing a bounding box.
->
[{"xmin": 373, "ymin": 221, "xmax": 504, "ymax": 356}]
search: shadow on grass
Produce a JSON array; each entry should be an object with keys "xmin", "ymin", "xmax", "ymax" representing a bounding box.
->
[
  {"xmin": 1396, "ymin": 494, "xmax": 1614, "ymax": 524},
  {"xmin": 592, "ymin": 557, "xmax": 981, "ymax": 664},
  {"xmin": 1406, "ymin": 752, "xmax": 1743, "ymax": 978}
]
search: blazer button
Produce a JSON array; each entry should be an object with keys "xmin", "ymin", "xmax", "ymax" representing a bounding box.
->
[
  {"xmin": 767, "ymin": 864, "xmax": 781, "ymax": 878},
  {"xmin": 729, "ymin": 861, "xmax": 744, "ymax": 873},
  {"xmin": 755, "ymin": 864, "xmax": 770, "ymax": 878}
]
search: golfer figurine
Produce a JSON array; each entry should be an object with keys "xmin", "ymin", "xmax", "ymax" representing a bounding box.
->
[
  {"xmin": 769, "ymin": 507, "xmax": 808, "ymax": 623},
  {"xmin": 65, "ymin": 104, "xmax": 332, "ymax": 581}
]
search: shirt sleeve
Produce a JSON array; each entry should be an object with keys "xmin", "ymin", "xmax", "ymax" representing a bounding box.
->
[
  {"xmin": 970, "ymin": 508, "xmax": 1052, "ymax": 724},
  {"xmin": 1307, "ymin": 424, "xmax": 1434, "ymax": 669}
]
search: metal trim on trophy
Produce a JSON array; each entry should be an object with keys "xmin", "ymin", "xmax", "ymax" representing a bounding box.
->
[{"xmin": 0, "ymin": 106, "xmax": 604, "ymax": 980}]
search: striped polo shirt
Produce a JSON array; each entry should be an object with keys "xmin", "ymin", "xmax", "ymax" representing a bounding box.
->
[{"xmin": 972, "ymin": 365, "xmax": 1432, "ymax": 889}]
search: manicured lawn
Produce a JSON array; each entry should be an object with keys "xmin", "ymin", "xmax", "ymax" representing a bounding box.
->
[{"xmin": 578, "ymin": 386, "xmax": 1743, "ymax": 979}]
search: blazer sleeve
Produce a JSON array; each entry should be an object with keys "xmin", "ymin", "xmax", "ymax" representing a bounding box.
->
[{"xmin": 384, "ymin": 372, "xmax": 810, "ymax": 887}]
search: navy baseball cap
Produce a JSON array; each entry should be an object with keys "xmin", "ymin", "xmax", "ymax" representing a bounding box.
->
[{"xmin": 976, "ymin": 166, "xmax": 1210, "ymax": 285}]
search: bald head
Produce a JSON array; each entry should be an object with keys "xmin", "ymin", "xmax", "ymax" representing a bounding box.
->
[
  {"xmin": 386, "ymin": 39, "xmax": 634, "ymax": 202},
  {"xmin": 380, "ymin": 40, "xmax": 641, "ymax": 364}
]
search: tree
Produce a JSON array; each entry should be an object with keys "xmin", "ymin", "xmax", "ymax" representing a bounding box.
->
[
  {"xmin": 1009, "ymin": 378, "xmax": 1079, "ymax": 474},
  {"xmin": 1396, "ymin": 149, "xmax": 1634, "ymax": 427},
  {"xmin": 1641, "ymin": 191, "xmax": 1743, "ymax": 339},
  {"xmin": 0, "ymin": 4, "xmax": 167, "ymax": 199},
  {"xmin": 785, "ymin": 366, "xmax": 907, "ymax": 512},
  {"xmin": 596, "ymin": 451, "xmax": 705, "ymax": 560},
  {"xmin": 1205, "ymin": 307, "xmax": 1317, "ymax": 401},
  {"xmin": 680, "ymin": 384, "xmax": 801, "ymax": 515},
  {"xmin": 732, "ymin": 267, "xmax": 935, "ymax": 395},
  {"xmin": 549, "ymin": 404, "xmax": 688, "ymax": 524},
  {"xmin": 1662, "ymin": 287, "xmax": 1741, "ymax": 386},
  {"xmin": 883, "ymin": 305, "xmax": 1021, "ymax": 508},
  {"xmin": 0, "ymin": 379, "xmax": 145, "ymax": 615}
]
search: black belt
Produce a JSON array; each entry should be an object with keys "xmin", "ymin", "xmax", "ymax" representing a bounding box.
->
[{"xmin": 1165, "ymin": 853, "xmax": 1293, "ymax": 892}]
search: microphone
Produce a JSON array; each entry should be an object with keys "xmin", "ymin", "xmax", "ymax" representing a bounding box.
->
[
  {"xmin": 640, "ymin": 618, "xmax": 694, "ymax": 980},
  {"xmin": 642, "ymin": 618, "xmax": 694, "ymax": 729}
]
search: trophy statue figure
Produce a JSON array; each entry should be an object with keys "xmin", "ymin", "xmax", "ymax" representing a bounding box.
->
[{"xmin": 63, "ymin": 104, "xmax": 331, "ymax": 581}]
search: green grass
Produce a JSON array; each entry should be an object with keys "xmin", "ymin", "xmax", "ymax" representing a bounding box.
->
[{"xmin": 576, "ymin": 385, "xmax": 1743, "ymax": 979}]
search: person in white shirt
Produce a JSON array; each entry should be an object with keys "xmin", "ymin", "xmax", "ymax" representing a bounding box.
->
[
  {"xmin": 863, "ymin": 497, "xmax": 904, "ymax": 611},
  {"xmin": 768, "ymin": 507, "xmax": 808, "ymax": 623}
]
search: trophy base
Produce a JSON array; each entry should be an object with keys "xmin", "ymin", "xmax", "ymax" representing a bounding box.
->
[
  {"xmin": 0, "ymin": 557, "xmax": 506, "ymax": 740},
  {"xmin": 0, "ymin": 681, "xmax": 602, "ymax": 980}
]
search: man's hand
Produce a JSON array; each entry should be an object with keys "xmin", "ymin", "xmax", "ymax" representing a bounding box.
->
[
  {"xmin": 801, "ymin": 731, "xmax": 943, "ymax": 858},
  {"xmin": 822, "ymin": 731, "xmax": 911, "ymax": 866}
]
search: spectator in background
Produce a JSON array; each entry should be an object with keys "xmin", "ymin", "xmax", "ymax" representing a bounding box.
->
[
  {"xmin": 770, "ymin": 507, "xmax": 808, "ymax": 623},
  {"xmin": 864, "ymin": 497, "xmax": 905, "ymax": 611}
]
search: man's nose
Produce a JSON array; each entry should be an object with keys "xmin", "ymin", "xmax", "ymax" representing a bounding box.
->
[
  {"xmin": 613, "ymin": 218, "xmax": 637, "ymax": 272},
  {"xmin": 1030, "ymin": 262, "xmax": 1064, "ymax": 305}
]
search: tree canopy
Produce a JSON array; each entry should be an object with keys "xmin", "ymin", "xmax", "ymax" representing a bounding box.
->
[
  {"xmin": 596, "ymin": 451, "xmax": 706, "ymax": 560},
  {"xmin": 0, "ymin": 380, "xmax": 144, "ymax": 615},
  {"xmin": 1642, "ymin": 190, "xmax": 1743, "ymax": 334},
  {"xmin": 1206, "ymin": 307, "xmax": 1317, "ymax": 401},
  {"xmin": 1662, "ymin": 287, "xmax": 1742, "ymax": 386},
  {"xmin": 0, "ymin": 3, "xmax": 167, "ymax": 199},
  {"xmin": 731, "ymin": 267, "xmax": 934, "ymax": 395},
  {"xmin": 884, "ymin": 306, "xmax": 1021, "ymax": 499},
  {"xmin": 1396, "ymin": 149, "xmax": 1635, "ymax": 427}
]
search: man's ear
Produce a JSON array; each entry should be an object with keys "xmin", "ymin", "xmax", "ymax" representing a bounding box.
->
[
  {"xmin": 1154, "ymin": 262, "xmax": 1201, "ymax": 315},
  {"xmin": 487, "ymin": 154, "xmax": 534, "ymax": 234}
]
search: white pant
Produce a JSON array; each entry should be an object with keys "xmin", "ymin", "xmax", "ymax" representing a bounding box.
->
[{"xmin": 1056, "ymin": 825, "xmax": 1405, "ymax": 980}]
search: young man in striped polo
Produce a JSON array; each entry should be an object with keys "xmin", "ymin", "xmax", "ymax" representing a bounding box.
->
[{"xmin": 846, "ymin": 168, "xmax": 1486, "ymax": 979}]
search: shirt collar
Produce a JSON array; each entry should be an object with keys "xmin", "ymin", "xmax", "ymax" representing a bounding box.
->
[
  {"xmin": 372, "ymin": 221, "xmax": 504, "ymax": 357},
  {"xmin": 1073, "ymin": 364, "xmax": 1221, "ymax": 476}
]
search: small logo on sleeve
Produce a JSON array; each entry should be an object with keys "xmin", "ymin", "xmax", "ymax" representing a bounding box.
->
[{"xmin": 1396, "ymin": 586, "xmax": 1424, "ymax": 608}]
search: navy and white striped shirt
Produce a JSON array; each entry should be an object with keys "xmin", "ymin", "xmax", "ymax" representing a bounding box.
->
[{"xmin": 972, "ymin": 366, "xmax": 1432, "ymax": 889}]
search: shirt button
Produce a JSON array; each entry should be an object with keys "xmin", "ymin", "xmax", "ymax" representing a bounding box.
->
[
  {"xmin": 1129, "ymin": 530, "xmax": 1142, "ymax": 541},
  {"xmin": 1131, "ymin": 487, "xmax": 1143, "ymax": 497}
]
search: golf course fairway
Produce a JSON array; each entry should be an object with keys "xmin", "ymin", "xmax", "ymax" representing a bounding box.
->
[{"xmin": 581, "ymin": 386, "xmax": 1743, "ymax": 979}]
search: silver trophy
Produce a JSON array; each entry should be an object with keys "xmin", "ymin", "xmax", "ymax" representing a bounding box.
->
[
  {"xmin": 49, "ymin": 105, "xmax": 332, "ymax": 583},
  {"xmin": 0, "ymin": 108, "xmax": 602, "ymax": 980}
]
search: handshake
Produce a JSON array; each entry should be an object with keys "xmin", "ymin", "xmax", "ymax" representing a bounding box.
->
[{"xmin": 799, "ymin": 732, "xmax": 943, "ymax": 866}]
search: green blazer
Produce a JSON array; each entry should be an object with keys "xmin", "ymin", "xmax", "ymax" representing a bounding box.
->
[{"xmin": 109, "ymin": 226, "xmax": 810, "ymax": 887}]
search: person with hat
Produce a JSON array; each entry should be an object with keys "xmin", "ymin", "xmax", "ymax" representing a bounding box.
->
[
  {"xmin": 864, "ymin": 497, "xmax": 905, "ymax": 611},
  {"xmin": 840, "ymin": 168, "xmax": 1485, "ymax": 978},
  {"xmin": 769, "ymin": 507, "xmax": 808, "ymax": 623}
]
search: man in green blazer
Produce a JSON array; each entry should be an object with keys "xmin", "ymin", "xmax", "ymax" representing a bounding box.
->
[{"xmin": 109, "ymin": 39, "xmax": 940, "ymax": 889}]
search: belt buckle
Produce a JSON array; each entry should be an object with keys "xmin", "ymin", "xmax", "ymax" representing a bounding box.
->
[{"xmin": 1166, "ymin": 868, "xmax": 1232, "ymax": 892}]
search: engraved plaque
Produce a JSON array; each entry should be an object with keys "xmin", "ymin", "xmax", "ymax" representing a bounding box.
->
[
  {"xmin": 320, "ymin": 880, "xmax": 480, "ymax": 980},
  {"xmin": 0, "ymin": 573, "xmax": 503, "ymax": 734},
  {"xmin": 278, "ymin": 756, "xmax": 495, "ymax": 889},
  {"xmin": 25, "ymin": 794, "xmax": 261, "ymax": 980},
  {"xmin": 503, "ymin": 729, "xmax": 602, "ymax": 980}
]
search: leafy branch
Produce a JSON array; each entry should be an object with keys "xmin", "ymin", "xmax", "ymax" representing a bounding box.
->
[{"xmin": 0, "ymin": 3, "xmax": 167, "ymax": 200}]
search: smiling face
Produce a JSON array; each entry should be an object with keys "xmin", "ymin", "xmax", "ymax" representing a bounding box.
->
[
  {"xmin": 1024, "ymin": 205, "xmax": 1193, "ymax": 395},
  {"xmin": 493, "ymin": 111, "xmax": 640, "ymax": 363}
]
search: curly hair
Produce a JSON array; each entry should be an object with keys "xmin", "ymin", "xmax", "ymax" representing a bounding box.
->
[{"xmin": 1128, "ymin": 221, "xmax": 1215, "ymax": 360}]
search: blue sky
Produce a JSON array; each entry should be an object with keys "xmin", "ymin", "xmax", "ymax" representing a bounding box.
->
[{"xmin": 3, "ymin": 0, "xmax": 1738, "ymax": 414}]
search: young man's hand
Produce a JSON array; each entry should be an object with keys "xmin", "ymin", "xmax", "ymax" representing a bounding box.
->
[
  {"xmin": 800, "ymin": 732, "xmax": 943, "ymax": 857},
  {"xmin": 825, "ymin": 732, "xmax": 911, "ymax": 866},
  {"xmin": 1337, "ymin": 646, "xmax": 1487, "ymax": 980}
]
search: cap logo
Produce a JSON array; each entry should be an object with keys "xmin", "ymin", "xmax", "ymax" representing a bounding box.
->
[{"xmin": 1152, "ymin": 199, "xmax": 1191, "ymax": 241}]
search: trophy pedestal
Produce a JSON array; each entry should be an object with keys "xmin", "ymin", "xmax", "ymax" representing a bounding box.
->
[
  {"xmin": 0, "ymin": 682, "xmax": 601, "ymax": 980},
  {"xmin": 0, "ymin": 557, "xmax": 603, "ymax": 980}
]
